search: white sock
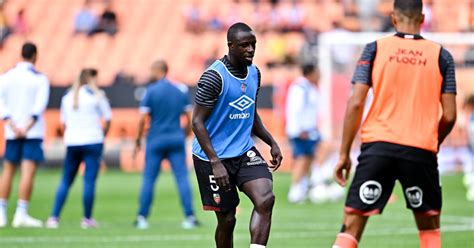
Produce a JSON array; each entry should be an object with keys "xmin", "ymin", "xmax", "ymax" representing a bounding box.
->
[
  {"xmin": 250, "ymin": 244, "xmax": 266, "ymax": 248},
  {"xmin": 0, "ymin": 199, "xmax": 6, "ymax": 213},
  {"xmin": 16, "ymin": 200, "xmax": 29, "ymax": 216}
]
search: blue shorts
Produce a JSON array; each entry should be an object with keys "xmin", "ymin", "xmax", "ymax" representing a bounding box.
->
[
  {"xmin": 290, "ymin": 138, "xmax": 320, "ymax": 158},
  {"xmin": 4, "ymin": 139, "xmax": 44, "ymax": 164}
]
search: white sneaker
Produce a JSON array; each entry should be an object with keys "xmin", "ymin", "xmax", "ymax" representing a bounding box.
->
[
  {"xmin": 467, "ymin": 187, "xmax": 474, "ymax": 202},
  {"xmin": 288, "ymin": 185, "xmax": 307, "ymax": 204},
  {"xmin": 46, "ymin": 217, "xmax": 59, "ymax": 229},
  {"xmin": 0, "ymin": 211, "xmax": 6, "ymax": 228},
  {"xmin": 80, "ymin": 218, "xmax": 98, "ymax": 229},
  {"xmin": 12, "ymin": 213, "xmax": 43, "ymax": 228},
  {"xmin": 181, "ymin": 215, "xmax": 200, "ymax": 229},
  {"xmin": 308, "ymin": 184, "xmax": 330, "ymax": 204},
  {"xmin": 134, "ymin": 216, "xmax": 149, "ymax": 230}
]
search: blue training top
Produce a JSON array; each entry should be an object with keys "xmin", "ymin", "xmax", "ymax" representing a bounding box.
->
[
  {"xmin": 140, "ymin": 78, "xmax": 190, "ymax": 146},
  {"xmin": 192, "ymin": 60, "xmax": 259, "ymax": 160}
]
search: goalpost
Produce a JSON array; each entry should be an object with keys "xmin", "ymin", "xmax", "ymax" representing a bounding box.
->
[{"xmin": 317, "ymin": 32, "xmax": 474, "ymax": 140}]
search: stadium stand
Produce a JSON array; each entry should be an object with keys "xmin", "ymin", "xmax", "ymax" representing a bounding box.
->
[{"xmin": 0, "ymin": 0, "xmax": 473, "ymax": 171}]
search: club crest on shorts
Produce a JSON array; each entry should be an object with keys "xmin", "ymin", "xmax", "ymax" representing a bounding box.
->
[
  {"xmin": 359, "ymin": 180, "xmax": 382, "ymax": 205},
  {"xmin": 405, "ymin": 186, "xmax": 423, "ymax": 208},
  {"xmin": 213, "ymin": 193, "xmax": 221, "ymax": 204}
]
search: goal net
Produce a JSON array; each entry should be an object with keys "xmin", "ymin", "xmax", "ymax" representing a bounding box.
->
[{"xmin": 317, "ymin": 32, "xmax": 474, "ymax": 145}]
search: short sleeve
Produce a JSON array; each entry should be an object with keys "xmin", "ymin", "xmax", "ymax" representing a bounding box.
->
[
  {"xmin": 194, "ymin": 70, "xmax": 222, "ymax": 108},
  {"xmin": 439, "ymin": 47, "xmax": 456, "ymax": 94},
  {"xmin": 139, "ymin": 87, "xmax": 151, "ymax": 114},
  {"xmin": 352, "ymin": 41, "xmax": 377, "ymax": 85},
  {"xmin": 98, "ymin": 95, "xmax": 112, "ymax": 120}
]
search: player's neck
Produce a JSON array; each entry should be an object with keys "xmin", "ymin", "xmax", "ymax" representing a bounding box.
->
[
  {"xmin": 227, "ymin": 54, "xmax": 247, "ymax": 71},
  {"xmin": 395, "ymin": 25, "xmax": 421, "ymax": 36}
]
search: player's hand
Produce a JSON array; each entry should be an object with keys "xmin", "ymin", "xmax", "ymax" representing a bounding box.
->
[
  {"xmin": 133, "ymin": 139, "xmax": 141, "ymax": 159},
  {"xmin": 334, "ymin": 155, "xmax": 352, "ymax": 187},
  {"xmin": 14, "ymin": 127, "xmax": 26, "ymax": 139},
  {"xmin": 211, "ymin": 160, "xmax": 230, "ymax": 191},
  {"xmin": 299, "ymin": 131, "xmax": 309, "ymax": 140},
  {"xmin": 269, "ymin": 143, "xmax": 283, "ymax": 171}
]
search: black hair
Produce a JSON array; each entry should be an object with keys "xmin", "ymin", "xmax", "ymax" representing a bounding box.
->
[
  {"xmin": 227, "ymin": 22, "xmax": 253, "ymax": 42},
  {"xmin": 394, "ymin": 0, "xmax": 423, "ymax": 19},
  {"xmin": 301, "ymin": 64, "xmax": 316, "ymax": 76},
  {"xmin": 21, "ymin": 42, "xmax": 37, "ymax": 60},
  {"xmin": 465, "ymin": 94, "xmax": 474, "ymax": 107},
  {"xmin": 153, "ymin": 60, "xmax": 168, "ymax": 74}
]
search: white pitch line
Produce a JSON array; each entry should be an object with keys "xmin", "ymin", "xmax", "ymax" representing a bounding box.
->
[{"xmin": 1, "ymin": 224, "xmax": 472, "ymax": 244}]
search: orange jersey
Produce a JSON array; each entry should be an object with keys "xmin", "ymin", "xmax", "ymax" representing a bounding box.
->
[{"xmin": 356, "ymin": 33, "xmax": 456, "ymax": 152}]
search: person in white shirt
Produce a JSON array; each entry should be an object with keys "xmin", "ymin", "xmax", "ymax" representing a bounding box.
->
[
  {"xmin": 286, "ymin": 64, "xmax": 322, "ymax": 203},
  {"xmin": 0, "ymin": 42, "xmax": 49, "ymax": 228},
  {"xmin": 46, "ymin": 68, "xmax": 111, "ymax": 229}
]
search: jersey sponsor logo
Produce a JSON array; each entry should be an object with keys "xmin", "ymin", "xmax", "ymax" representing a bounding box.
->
[
  {"xmin": 213, "ymin": 193, "xmax": 221, "ymax": 204},
  {"xmin": 359, "ymin": 181, "xmax": 382, "ymax": 205},
  {"xmin": 246, "ymin": 150, "xmax": 265, "ymax": 166},
  {"xmin": 388, "ymin": 48, "xmax": 427, "ymax": 66},
  {"xmin": 405, "ymin": 186, "xmax": 423, "ymax": 208},
  {"xmin": 229, "ymin": 95, "xmax": 254, "ymax": 111},
  {"xmin": 229, "ymin": 113, "xmax": 251, "ymax": 119}
]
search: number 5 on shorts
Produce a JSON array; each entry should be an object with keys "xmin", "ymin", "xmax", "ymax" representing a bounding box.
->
[{"xmin": 209, "ymin": 175, "xmax": 220, "ymax": 191}]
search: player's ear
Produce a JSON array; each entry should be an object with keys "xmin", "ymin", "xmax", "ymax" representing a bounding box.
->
[
  {"xmin": 391, "ymin": 12, "xmax": 397, "ymax": 27},
  {"xmin": 227, "ymin": 41, "xmax": 233, "ymax": 49},
  {"xmin": 420, "ymin": 13, "xmax": 425, "ymax": 25}
]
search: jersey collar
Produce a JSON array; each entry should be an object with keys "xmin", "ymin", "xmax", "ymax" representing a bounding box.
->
[{"xmin": 395, "ymin": 32, "xmax": 424, "ymax": 40}]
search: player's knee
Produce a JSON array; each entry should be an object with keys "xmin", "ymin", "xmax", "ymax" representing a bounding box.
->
[
  {"xmin": 218, "ymin": 213, "xmax": 236, "ymax": 228},
  {"xmin": 255, "ymin": 191, "xmax": 275, "ymax": 212},
  {"xmin": 414, "ymin": 212, "xmax": 440, "ymax": 230}
]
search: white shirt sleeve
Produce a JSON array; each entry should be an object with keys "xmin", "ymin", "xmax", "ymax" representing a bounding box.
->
[
  {"xmin": 285, "ymin": 84, "xmax": 305, "ymax": 137},
  {"xmin": 98, "ymin": 96, "xmax": 112, "ymax": 121},
  {"xmin": 31, "ymin": 75, "xmax": 50, "ymax": 117},
  {"xmin": 0, "ymin": 75, "xmax": 10, "ymax": 119}
]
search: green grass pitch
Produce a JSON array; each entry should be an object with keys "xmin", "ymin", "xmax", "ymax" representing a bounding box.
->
[{"xmin": 0, "ymin": 170, "xmax": 472, "ymax": 247}]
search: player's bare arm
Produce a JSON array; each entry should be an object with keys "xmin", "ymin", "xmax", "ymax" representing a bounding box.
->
[
  {"xmin": 133, "ymin": 112, "xmax": 147, "ymax": 157},
  {"xmin": 335, "ymin": 83, "xmax": 370, "ymax": 186},
  {"xmin": 192, "ymin": 104, "xmax": 231, "ymax": 191},
  {"xmin": 251, "ymin": 111, "xmax": 282, "ymax": 171},
  {"xmin": 438, "ymin": 93, "xmax": 457, "ymax": 147}
]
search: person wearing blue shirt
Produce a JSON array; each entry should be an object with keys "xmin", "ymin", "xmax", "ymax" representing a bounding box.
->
[{"xmin": 134, "ymin": 60, "xmax": 198, "ymax": 229}]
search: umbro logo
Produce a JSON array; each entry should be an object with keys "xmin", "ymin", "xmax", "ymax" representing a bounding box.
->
[{"xmin": 229, "ymin": 95, "xmax": 255, "ymax": 111}]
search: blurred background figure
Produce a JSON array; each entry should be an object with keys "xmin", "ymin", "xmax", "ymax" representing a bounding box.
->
[
  {"xmin": 12, "ymin": 8, "xmax": 28, "ymax": 36},
  {"xmin": 285, "ymin": 64, "xmax": 321, "ymax": 204},
  {"xmin": 0, "ymin": 42, "xmax": 49, "ymax": 228},
  {"xmin": 464, "ymin": 94, "xmax": 474, "ymax": 201},
  {"xmin": 47, "ymin": 68, "xmax": 111, "ymax": 229},
  {"xmin": 74, "ymin": 0, "xmax": 98, "ymax": 35},
  {"xmin": 89, "ymin": 1, "xmax": 118, "ymax": 37},
  {"xmin": 134, "ymin": 60, "xmax": 198, "ymax": 230},
  {"xmin": 0, "ymin": 1, "xmax": 10, "ymax": 49}
]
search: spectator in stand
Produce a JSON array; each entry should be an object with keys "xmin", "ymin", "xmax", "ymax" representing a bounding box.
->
[
  {"xmin": 281, "ymin": 0, "xmax": 304, "ymax": 32},
  {"xmin": 13, "ymin": 9, "xmax": 28, "ymax": 36},
  {"xmin": 89, "ymin": 1, "xmax": 118, "ymax": 37},
  {"xmin": 184, "ymin": 3, "xmax": 203, "ymax": 34},
  {"xmin": 0, "ymin": 2, "xmax": 10, "ymax": 49},
  {"xmin": 74, "ymin": 0, "xmax": 98, "ymax": 34}
]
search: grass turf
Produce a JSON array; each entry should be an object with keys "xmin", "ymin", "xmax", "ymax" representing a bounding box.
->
[{"xmin": 0, "ymin": 170, "xmax": 472, "ymax": 247}]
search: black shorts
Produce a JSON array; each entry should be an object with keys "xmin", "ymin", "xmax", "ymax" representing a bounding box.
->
[
  {"xmin": 345, "ymin": 144, "xmax": 441, "ymax": 216},
  {"xmin": 193, "ymin": 147, "xmax": 273, "ymax": 212}
]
